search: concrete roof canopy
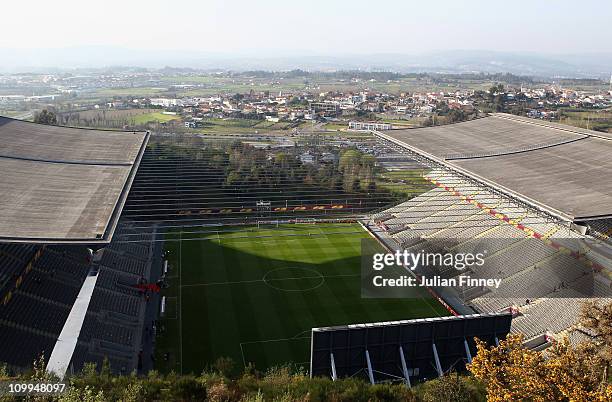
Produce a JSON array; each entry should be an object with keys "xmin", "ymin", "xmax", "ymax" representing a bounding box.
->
[
  {"xmin": 382, "ymin": 113, "xmax": 612, "ymax": 221},
  {"xmin": 0, "ymin": 116, "xmax": 149, "ymax": 244}
]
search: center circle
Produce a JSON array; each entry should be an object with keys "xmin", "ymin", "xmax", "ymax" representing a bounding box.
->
[{"xmin": 262, "ymin": 267, "xmax": 325, "ymax": 292}]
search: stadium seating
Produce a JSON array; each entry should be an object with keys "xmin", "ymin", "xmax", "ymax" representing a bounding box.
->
[
  {"xmin": 80, "ymin": 317, "xmax": 136, "ymax": 346},
  {"xmin": 88, "ymin": 290, "xmax": 141, "ymax": 317},
  {"xmin": 0, "ymin": 323, "xmax": 55, "ymax": 368},
  {"xmin": 69, "ymin": 344, "xmax": 132, "ymax": 374},
  {"xmin": 66, "ymin": 223, "xmax": 156, "ymax": 373},
  {"xmin": 0, "ymin": 222, "xmax": 155, "ymax": 373},
  {"xmin": 99, "ymin": 249, "xmax": 148, "ymax": 277},
  {"xmin": 94, "ymin": 268, "xmax": 142, "ymax": 295},
  {"xmin": 511, "ymin": 290, "xmax": 587, "ymax": 339},
  {"xmin": 366, "ymin": 168, "xmax": 612, "ymax": 343},
  {"xmin": 18, "ymin": 273, "xmax": 81, "ymax": 306},
  {"xmin": 0, "ymin": 292, "xmax": 70, "ymax": 334},
  {"xmin": 0, "ymin": 244, "xmax": 37, "ymax": 289}
]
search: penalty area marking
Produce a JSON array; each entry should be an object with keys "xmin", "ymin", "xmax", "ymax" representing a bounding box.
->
[
  {"xmin": 292, "ymin": 329, "xmax": 311, "ymax": 339},
  {"xmin": 239, "ymin": 335, "xmax": 312, "ymax": 368},
  {"xmin": 162, "ymin": 296, "xmax": 178, "ymax": 319}
]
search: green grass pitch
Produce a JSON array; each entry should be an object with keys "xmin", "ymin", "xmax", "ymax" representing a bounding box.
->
[{"xmin": 155, "ymin": 223, "xmax": 449, "ymax": 374}]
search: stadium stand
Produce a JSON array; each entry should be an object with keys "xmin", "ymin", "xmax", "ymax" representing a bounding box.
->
[
  {"xmin": 383, "ymin": 116, "xmax": 585, "ymax": 159},
  {"xmin": 310, "ymin": 313, "xmax": 512, "ymax": 383},
  {"xmin": 0, "ymin": 118, "xmax": 157, "ymax": 374},
  {"xmin": 589, "ymin": 218, "xmax": 612, "ymax": 243},
  {"xmin": 366, "ymin": 164, "xmax": 612, "ymax": 345},
  {"xmin": 0, "ymin": 224, "xmax": 157, "ymax": 374},
  {"xmin": 0, "ymin": 116, "xmax": 164, "ymax": 379},
  {"xmin": 0, "ymin": 245, "xmax": 88, "ymax": 371},
  {"xmin": 369, "ymin": 111, "xmax": 612, "ymax": 344},
  {"xmin": 380, "ymin": 113, "xmax": 612, "ymax": 221},
  {"xmin": 67, "ymin": 223, "xmax": 157, "ymax": 374}
]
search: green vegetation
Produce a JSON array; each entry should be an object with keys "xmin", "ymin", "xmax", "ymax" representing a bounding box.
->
[
  {"xmin": 337, "ymin": 149, "xmax": 376, "ymax": 192},
  {"xmin": 194, "ymin": 118, "xmax": 295, "ymax": 134},
  {"xmin": 130, "ymin": 112, "xmax": 181, "ymax": 125},
  {"xmin": 95, "ymin": 87, "xmax": 167, "ymax": 97},
  {"xmin": 377, "ymin": 170, "xmax": 434, "ymax": 196},
  {"xmin": 33, "ymin": 109, "xmax": 57, "ymax": 125},
  {"xmin": 146, "ymin": 71, "xmax": 545, "ymax": 97},
  {"xmin": 57, "ymin": 108, "xmax": 174, "ymax": 129},
  {"xmin": 155, "ymin": 224, "xmax": 448, "ymax": 375},
  {"xmin": 0, "ymin": 358, "xmax": 486, "ymax": 401},
  {"xmin": 377, "ymin": 117, "xmax": 424, "ymax": 128},
  {"xmin": 558, "ymin": 108, "xmax": 612, "ymax": 133},
  {"xmin": 323, "ymin": 123, "xmax": 348, "ymax": 131},
  {"xmin": 145, "ymin": 139, "xmax": 403, "ymax": 214}
]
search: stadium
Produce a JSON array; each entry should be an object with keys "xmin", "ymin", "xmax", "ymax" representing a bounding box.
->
[{"xmin": 0, "ymin": 112, "xmax": 610, "ymax": 387}]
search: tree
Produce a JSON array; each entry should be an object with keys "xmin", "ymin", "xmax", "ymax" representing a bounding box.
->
[
  {"xmin": 34, "ymin": 109, "xmax": 57, "ymax": 125},
  {"xmin": 338, "ymin": 149, "xmax": 361, "ymax": 172},
  {"xmin": 448, "ymin": 109, "xmax": 466, "ymax": 123},
  {"xmin": 275, "ymin": 152, "xmax": 289, "ymax": 169},
  {"xmin": 486, "ymin": 84, "xmax": 506, "ymax": 112},
  {"xmin": 580, "ymin": 300, "xmax": 612, "ymax": 378},
  {"xmin": 468, "ymin": 334, "xmax": 557, "ymax": 401},
  {"xmin": 225, "ymin": 171, "xmax": 241, "ymax": 186},
  {"xmin": 469, "ymin": 300, "xmax": 612, "ymax": 401},
  {"xmin": 419, "ymin": 372, "xmax": 482, "ymax": 402},
  {"xmin": 360, "ymin": 154, "xmax": 375, "ymax": 170},
  {"xmin": 488, "ymin": 84, "xmax": 504, "ymax": 97},
  {"xmin": 546, "ymin": 339, "xmax": 612, "ymax": 401}
]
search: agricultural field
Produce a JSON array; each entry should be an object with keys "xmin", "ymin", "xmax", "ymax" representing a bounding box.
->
[
  {"xmin": 315, "ymin": 77, "xmax": 495, "ymax": 96},
  {"xmin": 378, "ymin": 116, "xmax": 429, "ymax": 128},
  {"xmin": 130, "ymin": 112, "xmax": 181, "ymax": 125},
  {"xmin": 95, "ymin": 87, "xmax": 168, "ymax": 97},
  {"xmin": 323, "ymin": 122, "xmax": 349, "ymax": 131},
  {"xmin": 558, "ymin": 107, "xmax": 612, "ymax": 133},
  {"xmin": 194, "ymin": 118, "xmax": 298, "ymax": 134},
  {"xmin": 173, "ymin": 77, "xmax": 306, "ymax": 98},
  {"xmin": 57, "ymin": 108, "xmax": 179, "ymax": 128},
  {"xmin": 155, "ymin": 223, "xmax": 448, "ymax": 374},
  {"xmin": 158, "ymin": 74, "xmax": 510, "ymax": 97}
]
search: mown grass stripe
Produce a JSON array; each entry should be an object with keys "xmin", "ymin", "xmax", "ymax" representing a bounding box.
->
[{"xmin": 155, "ymin": 223, "xmax": 449, "ymax": 373}]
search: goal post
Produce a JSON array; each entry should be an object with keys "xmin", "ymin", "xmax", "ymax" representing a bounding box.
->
[{"xmin": 257, "ymin": 220, "xmax": 282, "ymax": 228}]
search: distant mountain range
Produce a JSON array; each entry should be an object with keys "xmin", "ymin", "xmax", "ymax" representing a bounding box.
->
[{"xmin": 1, "ymin": 47, "xmax": 610, "ymax": 78}]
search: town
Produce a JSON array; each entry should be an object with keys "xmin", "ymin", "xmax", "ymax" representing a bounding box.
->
[{"xmin": 1, "ymin": 69, "xmax": 611, "ymax": 134}]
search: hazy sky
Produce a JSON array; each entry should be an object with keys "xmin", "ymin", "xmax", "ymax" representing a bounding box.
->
[{"xmin": 1, "ymin": 0, "xmax": 610, "ymax": 54}]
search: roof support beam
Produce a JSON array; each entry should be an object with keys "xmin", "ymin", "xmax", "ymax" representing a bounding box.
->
[
  {"xmin": 365, "ymin": 350, "xmax": 375, "ymax": 384},
  {"xmin": 432, "ymin": 343, "xmax": 443, "ymax": 377},
  {"xmin": 330, "ymin": 353, "xmax": 337, "ymax": 381},
  {"xmin": 464, "ymin": 338, "xmax": 472, "ymax": 363},
  {"xmin": 399, "ymin": 346, "xmax": 411, "ymax": 388}
]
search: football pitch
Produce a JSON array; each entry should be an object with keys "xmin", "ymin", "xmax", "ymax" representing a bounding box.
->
[{"xmin": 155, "ymin": 223, "xmax": 449, "ymax": 374}]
